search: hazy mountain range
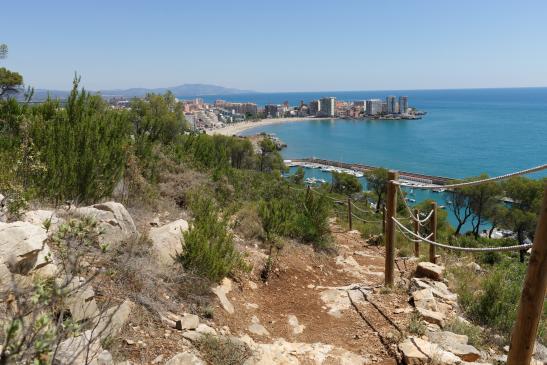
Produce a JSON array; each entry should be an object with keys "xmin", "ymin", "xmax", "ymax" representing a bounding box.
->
[{"xmin": 30, "ymin": 84, "xmax": 256, "ymax": 101}]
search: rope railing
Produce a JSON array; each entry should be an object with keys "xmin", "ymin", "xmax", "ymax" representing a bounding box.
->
[
  {"xmin": 395, "ymin": 164, "xmax": 547, "ymax": 190},
  {"xmin": 351, "ymin": 201, "xmax": 380, "ymax": 215},
  {"xmin": 392, "ymin": 217, "xmax": 533, "ymax": 252},
  {"xmin": 397, "ymin": 185, "xmax": 433, "ymax": 224},
  {"xmin": 395, "ymin": 224, "xmax": 433, "ymax": 243},
  {"xmin": 351, "ymin": 212, "xmax": 384, "ymax": 224}
]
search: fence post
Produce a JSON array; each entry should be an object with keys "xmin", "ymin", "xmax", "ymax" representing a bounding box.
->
[
  {"xmin": 414, "ymin": 208, "xmax": 420, "ymax": 257},
  {"xmin": 429, "ymin": 202, "xmax": 437, "ymax": 264},
  {"xmin": 348, "ymin": 196, "xmax": 353, "ymax": 231},
  {"xmin": 507, "ymin": 186, "xmax": 547, "ymax": 365},
  {"xmin": 385, "ymin": 170, "xmax": 399, "ymax": 287},
  {"xmin": 382, "ymin": 203, "xmax": 386, "ymax": 235}
]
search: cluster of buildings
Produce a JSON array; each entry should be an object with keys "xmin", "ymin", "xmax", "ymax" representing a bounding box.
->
[
  {"xmin": 263, "ymin": 95, "xmax": 418, "ymax": 120},
  {"xmin": 108, "ymin": 94, "xmax": 422, "ymax": 131}
]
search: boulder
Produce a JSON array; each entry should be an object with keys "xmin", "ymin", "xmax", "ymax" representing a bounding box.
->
[
  {"xmin": 165, "ymin": 353, "xmax": 205, "ymax": 365},
  {"xmin": 411, "ymin": 278, "xmax": 457, "ymax": 302},
  {"xmin": 62, "ymin": 276, "xmax": 100, "ymax": 322},
  {"xmin": 428, "ymin": 331, "xmax": 481, "ymax": 362},
  {"xmin": 179, "ymin": 314, "xmax": 199, "ymax": 330},
  {"xmin": 73, "ymin": 202, "xmax": 136, "ymax": 246},
  {"xmin": 22, "ymin": 210, "xmax": 62, "ymax": 230},
  {"xmin": 93, "ymin": 300, "xmax": 134, "ymax": 340},
  {"xmin": 0, "ymin": 221, "xmax": 55, "ymax": 276},
  {"xmin": 54, "ymin": 330, "xmax": 102, "ymax": 365},
  {"xmin": 97, "ymin": 350, "xmax": 113, "ymax": 365},
  {"xmin": 148, "ymin": 219, "xmax": 189, "ymax": 265},
  {"xmin": 399, "ymin": 336, "xmax": 461, "ymax": 365},
  {"xmin": 412, "ymin": 288, "xmax": 438, "ymax": 312},
  {"xmin": 416, "ymin": 307, "xmax": 445, "ymax": 327},
  {"xmin": 416, "ymin": 262, "xmax": 444, "ymax": 281}
]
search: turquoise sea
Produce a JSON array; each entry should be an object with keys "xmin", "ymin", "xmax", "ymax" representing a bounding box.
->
[{"xmin": 200, "ymin": 88, "xmax": 547, "ymax": 231}]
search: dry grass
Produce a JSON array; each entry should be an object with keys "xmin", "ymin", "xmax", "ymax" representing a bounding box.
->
[{"xmin": 194, "ymin": 334, "xmax": 253, "ymax": 365}]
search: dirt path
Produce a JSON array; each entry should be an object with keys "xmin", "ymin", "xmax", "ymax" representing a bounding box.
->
[{"xmin": 214, "ymin": 223, "xmax": 418, "ymax": 364}]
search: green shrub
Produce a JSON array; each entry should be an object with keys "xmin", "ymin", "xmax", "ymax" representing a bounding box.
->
[
  {"xmin": 194, "ymin": 334, "xmax": 253, "ymax": 365},
  {"xmin": 178, "ymin": 195, "xmax": 247, "ymax": 282},
  {"xmin": 444, "ymin": 318, "xmax": 484, "ymax": 348},
  {"xmin": 29, "ymin": 77, "xmax": 130, "ymax": 203},
  {"xmin": 293, "ymin": 190, "xmax": 332, "ymax": 249}
]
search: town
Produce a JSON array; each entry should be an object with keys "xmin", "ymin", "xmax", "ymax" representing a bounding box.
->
[{"xmin": 108, "ymin": 95, "xmax": 425, "ymax": 131}]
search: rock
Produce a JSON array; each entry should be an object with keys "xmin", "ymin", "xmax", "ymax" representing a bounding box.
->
[
  {"xmin": 23, "ymin": 209, "xmax": 63, "ymax": 229},
  {"xmin": 416, "ymin": 307, "xmax": 445, "ymax": 327},
  {"xmin": 196, "ymin": 323, "xmax": 217, "ymax": 335},
  {"xmin": 93, "ymin": 300, "xmax": 134, "ymax": 340},
  {"xmin": 179, "ymin": 314, "xmax": 199, "ymax": 330},
  {"xmin": 152, "ymin": 355, "xmax": 164, "ymax": 364},
  {"xmin": 55, "ymin": 330, "xmax": 102, "ymax": 365},
  {"xmin": 248, "ymin": 316, "xmax": 270, "ymax": 336},
  {"xmin": 165, "ymin": 353, "xmax": 205, "ymax": 365},
  {"xmin": 412, "ymin": 288, "xmax": 438, "ymax": 312},
  {"xmin": 0, "ymin": 221, "xmax": 56, "ymax": 277},
  {"xmin": 240, "ymin": 335, "xmax": 366, "ymax": 365},
  {"xmin": 212, "ymin": 278, "xmax": 234, "ymax": 314},
  {"xmin": 287, "ymin": 314, "xmax": 305, "ymax": 335},
  {"xmin": 97, "ymin": 350, "xmax": 113, "ymax": 365},
  {"xmin": 466, "ymin": 262, "xmax": 482, "ymax": 273},
  {"xmin": 182, "ymin": 331, "xmax": 204, "ymax": 342},
  {"xmin": 62, "ymin": 276, "xmax": 100, "ymax": 322},
  {"xmin": 416, "ymin": 262, "xmax": 445, "ymax": 281},
  {"xmin": 148, "ymin": 219, "xmax": 189, "ymax": 265},
  {"xmin": 73, "ymin": 202, "xmax": 136, "ymax": 245},
  {"xmin": 411, "ymin": 278, "xmax": 458, "ymax": 301},
  {"xmin": 399, "ymin": 336, "xmax": 461, "ymax": 365},
  {"xmin": 535, "ymin": 341, "xmax": 547, "ymax": 362},
  {"xmin": 428, "ymin": 331, "xmax": 481, "ymax": 362}
]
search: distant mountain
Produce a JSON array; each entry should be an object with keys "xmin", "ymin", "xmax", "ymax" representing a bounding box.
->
[{"xmin": 30, "ymin": 84, "xmax": 256, "ymax": 101}]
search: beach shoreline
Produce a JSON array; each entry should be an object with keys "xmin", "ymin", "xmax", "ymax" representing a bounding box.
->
[{"xmin": 206, "ymin": 117, "xmax": 328, "ymax": 136}]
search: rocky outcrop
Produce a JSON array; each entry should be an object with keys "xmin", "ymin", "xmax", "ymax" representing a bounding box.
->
[
  {"xmin": 73, "ymin": 202, "xmax": 137, "ymax": 246},
  {"xmin": 55, "ymin": 330, "xmax": 103, "ymax": 365},
  {"xmin": 23, "ymin": 209, "xmax": 62, "ymax": 230},
  {"xmin": 0, "ymin": 221, "xmax": 56, "ymax": 289},
  {"xmin": 148, "ymin": 219, "xmax": 188, "ymax": 265},
  {"xmin": 415, "ymin": 262, "xmax": 444, "ymax": 281},
  {"xmin": 399, "ymin": 336, "xmax": 461, "ymax": 365},
  {"xmin": 428, "ymin": 331, "xmax": 481, "ymax": 362},
  {"xmin": 62, "ymin": 276, "xmax": 100, "ymax": 322}
]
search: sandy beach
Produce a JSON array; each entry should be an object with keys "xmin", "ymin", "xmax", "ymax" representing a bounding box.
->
[{"xmin": 206, "ymin": 117, "xmax": 324, "ymax": 136}]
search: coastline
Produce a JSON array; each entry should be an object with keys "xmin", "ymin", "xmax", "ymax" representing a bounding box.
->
[{"xmin": 206, "ymin": 117, "xmax": 328, "ymax": 136}]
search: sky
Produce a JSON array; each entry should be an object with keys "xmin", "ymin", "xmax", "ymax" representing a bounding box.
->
[{"xmin": 3, "ymin": 0, "xmax": 547, "ymax": 92}]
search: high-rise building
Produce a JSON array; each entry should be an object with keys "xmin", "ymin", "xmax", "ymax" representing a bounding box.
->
[
  {"xmin": 309, "ymin": 100, "xmax": 321, "ymax": 115},
  {"xmin": 399, "ymin": 96, "xmax": 409, "ymax": 114},
  {"xmin": 366, "ymin": 99, "xmax": 383, "ymax": 115},
  {"xmin": 264, "ymin": 104, "xmax": 284, "ymax": 118},
  {"xmin": 386, "ymin": 96, "xmax": 397, "ymax": 114},
  {"xmin": 319, "ymin": 97, "xmax": 335, "ymax": 117}
]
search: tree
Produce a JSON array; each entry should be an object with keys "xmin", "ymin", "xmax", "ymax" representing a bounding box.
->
[
  {"xmin": 257, "ymin": 137, "xmax": 284, "ymax": 173},
  {"xmin": 331, "ymin": 171, "xmax": 361, "ymax": 195},
  {"xmin": 464, "ymin": 175, "xmax": 503, "ymax": 238},
  {"xmin": 447, "ymin": 187, "xmax": 473, "ymax": 236},
  {"xmin": 365, "ymin": 167, "xmax": 389, "ymax": 211},
  {"xmin": 0, "ymin": 67, "xmax": 23, "ymax": 99},
  {"xmin": 290, "ymin": 166, "xmax": 305, "ymax": 185},
  {"xmin": 501, "ymin": 176, "xmax": 544, "ymax": 262}
]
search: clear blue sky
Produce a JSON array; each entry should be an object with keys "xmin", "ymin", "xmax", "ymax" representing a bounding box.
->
[{"xmin": 3, "ymin": 0, "xmax": 547, "ymax": 92}]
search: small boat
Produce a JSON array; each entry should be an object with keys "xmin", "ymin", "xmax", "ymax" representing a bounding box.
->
[
  {"xmin": 447, "ymin": 200, "xmax": 453, "ymax": 205},
  {"xmin": 439, "ymin": 205, "xmax": 446, "ymax": 209}
]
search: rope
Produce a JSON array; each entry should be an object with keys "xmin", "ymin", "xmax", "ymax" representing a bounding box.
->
[
  {"xmin": 397, "ymin": 185, "xmax": 421, "ymax": 222},
  {"xmin": 395, "ymin": 164, "xmax": 547, "ymax": 189},
  {"xmin": 395, "ymin": 224, "xmax": 433, "ymax": 243},
  {"xmin": 351, "ymin": 201, "xmax": 380, "ymax": 215},
  {"xmin": 392, "ymin": 217, "xmax": 533, "ymax": 252},
  {"xmin": 351, "ymin": 212, "xmax": 384, "ymax": 224}
]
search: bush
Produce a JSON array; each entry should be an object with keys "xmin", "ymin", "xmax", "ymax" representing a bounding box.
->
[
  {"xmin": 194, "ymin": 334, "xmax": 253, "ymax": 365},
  {"xmin": 293, "ymin": 190, "xmax": 332, "ymax": 249},
  {"xmin": 178, "ymin": 195, "xmax": 247, "ymax": 282}
]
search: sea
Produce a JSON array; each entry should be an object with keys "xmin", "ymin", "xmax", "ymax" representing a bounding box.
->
[{"xmin": 198, "ymin": 88, "xmax": 547, "ymax": 232}]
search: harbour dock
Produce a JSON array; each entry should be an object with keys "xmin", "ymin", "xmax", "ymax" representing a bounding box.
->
[{"xmin": 288, "ymin": 157, "xmax": 455, "ymax": 186}]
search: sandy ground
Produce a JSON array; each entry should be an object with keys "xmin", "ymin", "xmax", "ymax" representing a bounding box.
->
[{"xmin": 206, "ymin": 117, "xmax": 328, "ymax": 136}]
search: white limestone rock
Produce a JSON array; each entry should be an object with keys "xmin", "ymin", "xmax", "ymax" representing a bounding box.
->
[
  {"xmin": 165, "ymin": 353, "xmax": 205, "ymax": 365},
  {"xmin": 416, "ymin": 262, "xmax": 444, "ymax": 281},
  {"xmin": 72, "ymin": 202, "xmax": 136, "ymax": 246},
  {"xmin": 148, "ymin": 219, "xmax": 189, "ymax": 265},
  {"xmin": 212, "ymin": 278, "xmax": 234, "ymax": 314}
]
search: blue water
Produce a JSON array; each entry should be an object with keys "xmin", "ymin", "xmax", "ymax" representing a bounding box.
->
[{"xmin": 199, "ymin": 88, "xmax": 547, "ymax": 232}]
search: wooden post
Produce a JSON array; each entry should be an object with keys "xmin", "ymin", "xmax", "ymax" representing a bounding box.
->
[
  {"xmin": 385, "ymin": 170, "xmax": 399, "ymax": 287},
  {"xmin": 348, "ymin": 196, "xmax": 353, "ymax": 231},
  {"xmin": 429, "ymin": 202, "xmax": 437, "ymax": 264},
  {"xmin": 414, "ymin": 208, "xmax": 420, "ymax": 257},
  {"xmin": 507, "ymin": 186, "xmax": 547, "ymax": 365},
  {"xmin": 382, "ymin": 203, "xmax": 386, "ymax": 235}
]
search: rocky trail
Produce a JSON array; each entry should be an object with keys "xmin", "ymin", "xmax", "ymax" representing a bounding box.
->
[{"xmin": 2, "ymin": 202, "xmax": 546, "ymax": 364}]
